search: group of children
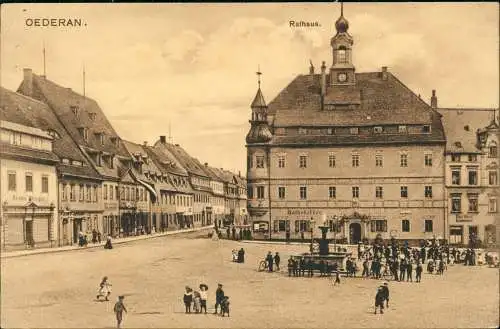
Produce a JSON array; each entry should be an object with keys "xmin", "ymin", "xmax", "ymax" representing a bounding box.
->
[
  {"xmin": 95, "ymin": 276, "xmax": 127, "ymax": 329},
  {"xmin": 183, "ymin": 285, "xmax": 209, "ymax": 314}
]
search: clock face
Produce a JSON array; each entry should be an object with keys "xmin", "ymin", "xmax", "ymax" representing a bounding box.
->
[{"xmin": 338, "ymin": 73, "xmax": 347, "ymax": 82}]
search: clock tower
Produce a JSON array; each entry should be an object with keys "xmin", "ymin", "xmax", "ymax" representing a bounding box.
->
[{"xmin": 330, "ymin": 3, "xmax": 355, "ymax": 86}]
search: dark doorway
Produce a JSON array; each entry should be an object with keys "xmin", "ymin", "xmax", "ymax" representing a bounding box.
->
[
  {"xmin": 349, "ymin": 223, "xmax": 362, "ymax": 244},
  {"xmin": 25, "ymin": 220, "xmax": 34, "ymax": 247},
  {"xmin": 72, "ymin": 219, "xmax": 82, "ymax": 244}
]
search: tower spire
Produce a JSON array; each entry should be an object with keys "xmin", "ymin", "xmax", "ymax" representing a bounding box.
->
[
  {"xmin": 341, "ymin": 1, "xmax": 343, "ymax": 16},
  {"xmin": 256, "ymin": 65, "xmax": 262, "ymax": 89}
]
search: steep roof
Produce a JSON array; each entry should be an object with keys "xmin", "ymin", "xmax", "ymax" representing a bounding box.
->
[
  {"xmin": 18, "ymin": 73, "xmax": 129, "ymax": 158},
  {"xmin": 146, "ymin": 145, "xmax": 188, "ymax": 177},
  {"xmin": 0, "ymin": 87, "xmax": 101, "ymax": 179},
  {"xmin": 438, "ymin": 108, "xmax": 498, "ymax": 153},
  {"xmin": 267, "ymin": 71, "xmax": 445, "ymax": 146},
  {"xmin": 251, "ymin": 88, "xmax": 267, "ymax": 108},
  {"xmin": 154, "ymin": 141, "xmax": 209, "ymax": 178}
]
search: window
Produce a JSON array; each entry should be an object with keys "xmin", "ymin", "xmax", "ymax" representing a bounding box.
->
[
  {"xmin": 8, "ymin": 172, "xmax": 16, "ymax": 191},
  {"xmin": 86, "ymin": 185, "xmax": 91, "ymax": 202},
  {"xmin": 402, "ymin": 219, "xmax": 410, "ymax": 232},
  {"xmin": 247, "ymin": 155, "xmax": 253, "ymax": 168},
  {"xmin": 299, "ymin": 155, "xmax": 307, "ymax": 168},
  {"xmin": 375, "ymin": 186, "xmax": 383, "ymax": 199},
  {"xmin": 489, "ymin": 198, "xmax": 498, "ymax": 213},
  {"xmin": 256, "ymin": 186, "xmax": 265, "ymax": 199},
  {"xmin": 278, "ymin": 187, "xmax": 286, "ymax": 199},
  {"xmin": 328, "ymin": 154, "xmax": 336, "ymax": 168},
  {"xmin": 329, "ymin": 186, "xmax": 336, "ymax": 199},
  {"xmin": 71, "ymin": 105, "xmax": 79, "ymax": 116},
  {"xmin": 256, "ymin": 155, "xmax": 264, "ymax": 168},
  {"xmin": 374, "ymin": 126, "xmax": 383, "ymax": 134},
  {"xmin": 451, "ymin": 154, "xmax": 461, "ymax": 162},
  {"xmin": 422, "ymin": 125, "xmax": 431, "ymax": 133},
  {"xmin": 425, "ymin": 153, "xmax": 432, "ymax": 167},
  {"xmin": 400, "ymin": 186, "xmax": 408, "ymax": 198},
  {"xmin": 104, "ymin": 185, "xmax": 108, "ymax": 200},
  {"xmin": 41, "ymin": 176, "xmax": 49, "ymax": 193},
  {"xmin": 295, "ymin": 220, "xmax": 309, "ymax": 233},
  {"xmin": 489, "ymin": 145, "xmax": 498, "ymax": 158},
  {"xmin": 70, "ymin": 184, "xmax": 76, "ymax": 201},
  {"xmin": 352, "ymin": 154, "xmax": 360, "ymax": 167},
  {"xmin": 489, "ymin": 171, "xmax": 498, "ymax": 185},
  {"xmin": 89, "ymin": 112, "xmax": 97, "ymax": 121},
  {"xmin": 370, "ymin": 220, "xmax": 387, "ymax": 232},
  {"xmin": 424, "ymin": 220, "xmax": 433, "ymax": 233},
  {"xmin": 79, "ymin": 185, "xmax": 84, "ymax": 201},
  {"xmin": 468, "ymin": 194, "xmax": 478, "ymax": 213},
  {"xmin": 10, "ymin": 131, "xmax": 22, "ymax": 145},
  {"xmin": 298, "ymin": 128, "xmax": 308, "ymax": 135},
  {"xmin": 424, "ymin": 186, "xmax": 433, "ymax": 198},
  {"xmin": 337, "ymin": 46, "xmax": 347, "ymax": 63},
  {"xmin": 278, "ymin": 155, "xmax": 286, "ymax": 168},
  {"xmin": 349, "ymin": 127, "xmax": 359, "ymax": 135},
  {"xmin": 398, "ymin": 125, "xmax": 407, "ymax": 133},
  {"xmin": 100, "ymin": 134, "xmax": 105, "ymax": 145},
  {"xmin": 328, "ymin": 219, "xmax": 341, "ymax": 233},
  {"xmin": 468, "ymin": 169, "xmax": 478, "ymax": 185},
  {"xmin": 451, "ymin": 194, "xmax": 461, "ymax": 213},
  {"xmin": 468, "ymin": 154, "xmax": 477, "ymax": 162},
  {"xmin": 352, "ymin": 186, "xmax": 359, "ymax": 198},
  {"xmin": 62, "ymin": 183, "xmax": 68, "ymax": 201},
  {"xmin": 93, "ymin": 186, "xmax": 97, "ymax": 202},
  {"xmin": 273, "ymin": 220, "xmax": 289, "ymax": 232},
  {"xmin": 400, "ymin": 154, "xmax": 408, "ymax": 167},
  {"xmin": 299, "ymin": 186, "xmax": 307, "ymax": 200},
  {"xmin": 25, "ymin": 173, "xmax": 33, "ymax": 192},
  {"xmin": 451, "ymin": 169, "xmax": 461, "ymax": 185},
  {"xmin": 375, "ymin": 154, "xmax": 383, "ymax": 167}
]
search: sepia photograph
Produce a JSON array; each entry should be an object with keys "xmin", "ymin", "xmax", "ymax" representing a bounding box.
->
[{"xmin": 0, "ymin": 2, "xmax": 499, "ymax": 328}]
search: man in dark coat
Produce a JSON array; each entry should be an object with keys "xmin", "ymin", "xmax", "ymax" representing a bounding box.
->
[
  {"xmin": 231, "ymin": 226, "xmax": 236, "ymax": 240},
  {"xmin": 213, "ymin": 284, "xmax": 225, "ymax": 315},
  {"xmin": 266, "ymin": 252, "xmax": 274, "ymax": 272},
  {"xmin": 415, "ymin": 261, "xmax": 423, "ymax": 282},
  {"xmin": 406, "ymin": 259, "xmax": 413, "ymax": 282},
  {"xmin": 237, "ymin": 248, "xmax": 245, "ymax": 263},
  {"xmin": 381, "ymin": 282, "xmax": 390, "ymax": 308},
  {"xmin": 374, "ymin": 287, "xmax": 385, "ymax": 314},
  {"xmin": 274, "ymin": 252, "xmax": 281, "ymax": 271}
]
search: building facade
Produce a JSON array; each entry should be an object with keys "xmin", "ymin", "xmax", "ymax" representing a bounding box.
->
[
  {"xmin": 439, "ymin": 107, "xmax": 499, "ymax": 248},
  {"xmin": 246, "ymin": 8, "xmax": 447, "ymax": 244}
]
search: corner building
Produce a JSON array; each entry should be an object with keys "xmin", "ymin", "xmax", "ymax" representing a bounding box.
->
[{"xmin": 246, "ymin": 8, "xmax": 447, "ymax": 244}]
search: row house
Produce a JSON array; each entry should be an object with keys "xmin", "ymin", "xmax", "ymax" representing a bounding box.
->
[
  {"xmin": 218, "ymin": 169, "xmax": 240, "ymax": 227},
  {"xmin": 246, "ymin": 8, "xmax": 446, "ymax": 244},
  {"xmin": 234, "ymin": 174, "xmax": 248, "ymax": 225},
  {"xmin": 439, "ymin": 107, "xmax": 499, "ymax": 248},
  {"xmin": 200, "ymin": 164, "xmax": 226, "ymax": 229},
  {"xmin": 1, "ymin": 87, "xmax": 102, "ymax": 249},
  {"xmin": 147, "ymin": 144, "xmax": 194, "ymax": 229},
  {"xmin": 154, "ymin": 137, "xmax": 212, "ymax": 227}
]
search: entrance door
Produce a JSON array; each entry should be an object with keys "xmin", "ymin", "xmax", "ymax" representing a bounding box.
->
[
  {"xmin": 349, "ymin": 223, "xmax": 362, "ymax": 244},
  {"xmin": 73, "ymin": 219, "xmax": 82, "ymax": 243},
  {"xmin": 25, "ymin": 220, "xmax": 34, "ymax": 247}
]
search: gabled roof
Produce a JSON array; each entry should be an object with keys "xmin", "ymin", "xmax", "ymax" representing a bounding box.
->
[
  {"xmin": 146, "ymin": 145, "xmax": 188, "ymax": 177},
  {"xmin": 17, "ymin": 73, "xmax": 129, "ymax": 158},
  {"xmin": 153, "ymin": 141, "xmax": 209, "ymax": 178},
  {"xmin": 438, "ymin": 108, "xmax": 498, "ymax": 153},
  {"xmin": 0, "ymin": 87, "xmax": 101, "ymax": 179}
]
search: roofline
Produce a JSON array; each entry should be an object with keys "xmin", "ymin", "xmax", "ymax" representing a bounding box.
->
[
  {"xmin": 58, "ymin": 171, "xmax": 104, "ymax": 181},
  {"xmin": 438, "ymin": 108, "xmax": 499, "ymax": 112},
  {"xmin": 3, "ymin": 86, "xmax": 51, "ymax": 107},
  {"xmin": 268, "ymin": 140, "xmax": 446, "ymax": 148}
]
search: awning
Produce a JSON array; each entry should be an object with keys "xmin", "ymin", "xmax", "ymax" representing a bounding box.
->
[{"xmin": 136, "ymin": 179, "xmax": 157, "ymax": 200}]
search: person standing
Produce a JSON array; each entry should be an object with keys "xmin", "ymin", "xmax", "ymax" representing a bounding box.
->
[
  {"xmin": 183, "ymin": 287, "xmax": 193, "ymax": 314},
  {"xmin": 374, "ymin": 287, "xmax": 385, "ymax": 314},
  {"xmin": 213, "ymin": 284, "xmax": 224, "ymax": 315},
  {"xmin": 199, "ymin": 284, "xmax": 208, "ymax": 314},
  {"xmin": 333, "ymin": 270, "xmax": 341, "ymax": 286},
  {"xmin": 381, "ymin": 282, "xmax": 390, "ymax": 308},
  {"xmin": 274, "ymin": 252, "xmax": 281, "ymax": 271},
  {"xmin": 113, "ymin": 296, "xmax": 127, "ymax": 329},
  {"xmin": 300, "ymin": 257, "xmax": 306, "ymax": 277},
  {"xmin": 415, "ymin": 261, "xmax": 423, "ymax": 283},
  {"xmin": 362, "ymin": 258, "xmax": 369, "ymax": 278},
  {"xmin": 406, "ymin": 260, "xmax": 413, "ymax": 282},
  {"xmin": 226, "ymin": 227, "xmax": 230, "ymax": 239},
  {"xmin": 266, "ymin": 252, "xmax": 274, "ymax": 272},
  {"xmin": 232, "ymin": 226, "xmax": 236, "ymax": 240},
  {"xmin": 399, "ymin": 259, "xmax": 406, "ymax": 282},
  {"xmin": 288, "ymin": 257, "xmax": 294, "ymax": 277}
]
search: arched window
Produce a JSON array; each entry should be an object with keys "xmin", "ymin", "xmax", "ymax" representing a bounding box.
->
[{"xmin": 337, "ymin": 46, "xmax": 347, "ymax": 64}]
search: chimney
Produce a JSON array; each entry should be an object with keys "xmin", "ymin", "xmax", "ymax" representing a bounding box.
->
[
  {"xmin": 309, "ymin": 60, "xmax": 315, "ymax": 75},
  {"xmin": 238, "ymin": 170, "xmax": 241, "ymax": 177},
  {"xmin": 143, "ymin": 141, "xmax": 148, "ymax": 147},
  {"xmin": 160, "ymin": 135, "xmax": 166, "ymax": 144},
  {"xmin": 430, "ymin": 89, "xmax": 438, "ymax": 108},
  {"xmin": 22, "ymin": 68, "xmax": 33, "ymax": 97},
  {"xmin": 320, "ymin": 61, "xmax": 326, "ymax": 96},
  {"xmin": 381, "ymin": 66, "xmax": 388, "ymax": 81},
  {"xmin": 204, "ymin": 162, "xmax": 208, "ymax": 166}
]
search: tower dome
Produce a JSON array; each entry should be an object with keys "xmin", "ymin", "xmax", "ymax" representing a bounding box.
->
[
  {"xmin": 246, "ymin": 124, "xmax": 273, "ymax": 144},
  {"xmin": 335, "ymin": 15, "xmax": 349, "ymax": 33}
]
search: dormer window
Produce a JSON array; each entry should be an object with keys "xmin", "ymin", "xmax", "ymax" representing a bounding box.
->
[
  {"xmin": 422, "ymin": 125, "xmax": 431, "ymax": 133},
  {"xmin": 350, "ymin": 127, "xmax": 359, "ymax": 135},
  {"xmin": 70, "ymin": 106, "xmax": 79, "ymax": 116},
  {"xmin": 374, "ymin": 126, "xmax": 383, "ymax": 134},
  {"xmin": 78, "ymin": 127, "xmax": 89, "ymax": 141},
  {"xmin": 398, "ymin": 125, "xmax": 407, "ymax": 133},
  {"xmin": 298, "ymin": 128, "xmax": 308, "ymax": 135},
  {"xmin": 99, "ymin": 133, "xmax": 105, "ymax": 145},
  {"xmin": 88, "ymin": 112, "xmax": 97, "ymax": 121}
]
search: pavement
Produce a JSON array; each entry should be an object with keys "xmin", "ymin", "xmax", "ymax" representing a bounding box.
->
[
  {"xmin": 1, "ymin": 231, "xmax": 498, "ymax": 329},
  {"xmin": 0, "ymin": 225, "xmax": 213, "ymax": 259}
]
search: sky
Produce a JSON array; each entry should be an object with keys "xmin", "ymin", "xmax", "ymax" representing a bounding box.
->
[{"xmin": 1, "ymin": 3, "xmax": 498, "ymax": 174}]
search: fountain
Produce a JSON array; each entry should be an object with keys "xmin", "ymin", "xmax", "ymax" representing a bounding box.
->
[{"xmin": 292, "ymin": 224, "xmax": 353, "ymax": 272}]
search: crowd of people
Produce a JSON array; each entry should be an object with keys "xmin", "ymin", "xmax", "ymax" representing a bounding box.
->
[{"xmin": 182, "ymin": 283, "xmax": 230, "ymax": 317}]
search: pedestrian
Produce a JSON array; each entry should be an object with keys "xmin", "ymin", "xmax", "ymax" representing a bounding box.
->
[
  {"xmin": 221, "ymin": 296, "xmax": 230, "ymax": 317},
  {"xmin": 399, "ymin": 259, "xmax": 406, "ymax": 282},
  {"xmin": 415, "ymin": 261, "xmax": 423, "ymax": 283},
  {"xmin": 374, "ymin": 287, "xmax": 385, "ymax": 314},
  {"xmin": 226, "ymin": 227, "xmax": 230, "ymax": 239},
  {"xmin": 97, "ymin": 230, "xmax": 102, "ymax": 244},
  {"xmin": 232, "ymin": 226, "xmax": 236, "ymax": 240},
  {"xmin": 407, "ymin": 260, "xmax": 413, "ymax": 282},
  {"xmin": 193, "ymin": 291, "xmax": 201, "ymax": 313},
  {"xmin": 183, "ymin": 286, "xmax": 193, "ymax": 313},
  {"xmin": 362, "ymin": 258, "xmax": 369, "ymax": 278},
  {"xmin": 307, "ymin": 259, "xmax": 314, "ymax": 277},
  {"xmin": 285, "ymin": 229, "xmax": 290, "ymax": 243},
  {"xmin": 358, "ymin": 242, "xmax": 363, "ymax": 260},
  {"xmin": 213, "ymin": 283, "xmax": 224, "ymax": 315},
  {"xmin": 92, "ymin": 229, "xmax": 98, "ymax": 244},
  {"xmin": 292, "ymin": 258, "xmax": 298, "ymax": 277},
  {"xmin": 333, "ymin": 269, "xmax": 341, "ymax": 286},
  {"xmin": 266, "ymin": 251, "xmax": 274, "ymax": 272},
  {"xmin": 288, "ymin": 257, "xmax": 294, "ymax": 277},
  {"xmin": 300, "ymin": 257, "xmax": 306, "ymax": 277},
  {"xmin": 381, "ymin": 282, "xmax": 390, "ymax": 308},
  {"xmin": 274, "ymin": 252, "xmax": 281, "ymax": 271},
  {"xmin": 237, "ymin": 248, "xmax": 245, "ymax": 263},
  {"xmin": 199, "ymin": 284, "xmax": 208, "ymax": 314},
  {"xmin": 113, "ymin": 295, "xmax": 127, "ymax": 329}
]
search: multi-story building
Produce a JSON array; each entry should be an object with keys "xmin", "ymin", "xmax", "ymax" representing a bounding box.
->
[
  {"xmin": 147, "ymin": 143, "xmax": 194, "ymax": 228},
  {"xmin": 200, "ymin": 163, "xmax": 226, "ymax": 228},
  {"xmin": 234, "ymin": 174, "xmax": 248, "ymax": 225},
  {"xmin": 153, "ymin": 137, "xmax": 211, "ymax": 227},
  {"xmin": 246, "ymin": 8, "xmax": 447, "ymax": 244},
  {"xmin": 1, "ymin": 87, "xmax": 104, "ymax": 248},
  {"xmin": 218, "ymin": 169, "xmax": 239, "ymax": 228},
  {"xmin": 439, "ymin": 106, "xmax": 499, "ymax": 247},
  {"xmin": 17, "ymin": 69, "xmax": 134, "ymax": 237}
]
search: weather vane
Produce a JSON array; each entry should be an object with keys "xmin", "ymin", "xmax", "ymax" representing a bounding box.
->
[{"xmin": 256, "ymin": 65, "xmax": 262, "ymax": 88}]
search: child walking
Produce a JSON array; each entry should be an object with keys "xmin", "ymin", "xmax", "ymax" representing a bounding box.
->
[{"xmin": 113, "ymin": 296, "xmax": 127, "ymax": 328}]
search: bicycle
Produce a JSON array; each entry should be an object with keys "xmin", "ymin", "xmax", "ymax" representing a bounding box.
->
[{"xmin": 258, "ymin": 260, "xmax": 268, "ymax": 272}]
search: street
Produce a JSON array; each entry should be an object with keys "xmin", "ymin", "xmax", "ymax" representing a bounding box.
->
[{"xmin": 1, "ymin": 232, "xmax": 498, "ymax": 328}]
